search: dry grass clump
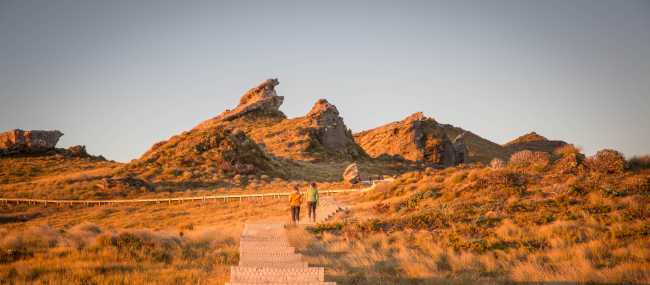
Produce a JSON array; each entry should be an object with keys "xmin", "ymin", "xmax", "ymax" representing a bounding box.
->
[
  {"xmin": 587, "ymin": 149, "xmax": 627, "ymax": 174},
  {"xmin": 552, "ymin": 144, "xmax": 586, "ymax": 174},
  {"xmin": 508, "ymin": 150, "xmax": 550, "ymax": 171}
]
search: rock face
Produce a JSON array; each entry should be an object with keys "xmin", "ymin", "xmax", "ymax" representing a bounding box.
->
[
  {"xmin": 0, "ymin": 129, "xmax": 64, "ymax": 154},
  {"xmin": 354, "ymin": 112, "xmax": 460, "ymax": 166},
  {"xmin": 342, "ymin": 163, "xmax": 360, "ymax": 184},
  {"xmin": 196, "ymin": 79, "xmax": 285, "ymax": 130},
  {"xmin": 504, "ymin": 132, "xmax": 567, "ymax": 154},
  {"xmin": 304, "ymin": 99, "xmax": 365, "ymax": 158},
  {"xmin": 239, "ymin": 98, "xmax": 366, "ymax": 161}
]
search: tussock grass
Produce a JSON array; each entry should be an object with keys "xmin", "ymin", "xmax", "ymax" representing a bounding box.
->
[{"xmin": 296, "ymin": 150, "xmax": 650, "ymax": 284}]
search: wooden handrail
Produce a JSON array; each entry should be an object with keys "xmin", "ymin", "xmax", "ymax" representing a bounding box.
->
[{"xmin": 0, "ymin": 179, "xmax": 392, "ymax": 207}]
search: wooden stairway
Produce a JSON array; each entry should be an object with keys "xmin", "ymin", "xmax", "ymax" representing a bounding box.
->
[{"xmin": 227, "ymin": 197, "xmax": 344, "ymax": 285}]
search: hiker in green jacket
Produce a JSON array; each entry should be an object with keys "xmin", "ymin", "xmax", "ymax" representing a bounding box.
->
[{"xmin": 306, "ymin": 182, "xmax": 319, "ymax": 223}]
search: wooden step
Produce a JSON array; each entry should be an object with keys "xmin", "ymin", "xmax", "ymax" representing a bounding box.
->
[
  {"xmin": 238, "ymin": 261, "xmax": 309, "ymax": 268},
  {"xmin": 230, "ymin": 267, "xmax": 324, "ymax": 282}
]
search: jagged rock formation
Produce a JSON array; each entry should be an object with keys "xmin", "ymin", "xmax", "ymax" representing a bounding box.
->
[
  {"xmin": 197, "ymin": 79, "xmax": 285, "ymax": 128},
  {"xmin": 195, "ymin": 79, "xmax": 366, "ymax": 162},
  {"xmin": 354, "ymin": 112, "xmax": 462, "ymax": 166},
  {"xmin": 504, "ymin": 131, "xmax": 567, "ymax": 153},
  {"xmin": 0, "ymin": 129, "xmax": 63, "ymax": 155}
]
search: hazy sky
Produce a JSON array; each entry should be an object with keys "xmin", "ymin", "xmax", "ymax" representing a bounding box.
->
[{"xmin": 1, "ymin": 0, "xmax": 649, "ymax": 162}]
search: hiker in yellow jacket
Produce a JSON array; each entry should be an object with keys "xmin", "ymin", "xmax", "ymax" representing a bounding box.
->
[
  {"xmin": 306, "ymin": 182, "xmax": 319, "ymax": 223},
  {"xmin": 289, "ymin": 186, "xmax": 303, "ymax": 224}
]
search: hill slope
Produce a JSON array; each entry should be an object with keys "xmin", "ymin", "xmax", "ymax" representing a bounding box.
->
[{"xmin": 354, "ymin": 112, "xmax": 461, "ymax": 166}]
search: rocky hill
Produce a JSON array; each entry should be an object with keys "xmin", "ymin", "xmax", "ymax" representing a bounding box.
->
[
  {"xmin": 503, "ymin": 131, "xmax": 567, "ymax": 153},
  {"xmin": 195, "ymin": 79, "xmax": 366, "ymax": 162},
  {"xmin": 123, "ymin": 79, "xmax": 371, "ymax": 185},
  {"xmin": 125, "ymin": 125, "xmax": 283, "ymax": 183},
  {"xmin": 354, "ymin": 112, "xmax": 463, "ymax": 167}
]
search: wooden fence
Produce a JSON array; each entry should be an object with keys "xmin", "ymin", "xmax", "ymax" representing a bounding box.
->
[{"xmin": 0, "ymin": 179, "xmax": 391, "ymax": 207}]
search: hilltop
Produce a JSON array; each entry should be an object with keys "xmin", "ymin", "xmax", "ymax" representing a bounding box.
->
[
  {"xmin": 354, "ymin": 112, "xmax": 464, "ymax": 167},
  {"xmin": 504, "ymin": 131, "xmax": 568, "ymax": 153}
]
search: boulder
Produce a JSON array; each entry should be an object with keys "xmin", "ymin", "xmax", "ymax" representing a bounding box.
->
[
  {"xmin": 65, "ymin": 145, "xmax": 89, "ymax": 157},
  {"xmin": 343, "ymin": 163, "xmax": 360, "ymax": 184},
  {"xmin": 0, "ymin": 129, "xmax": 63, "ymax": 154}
]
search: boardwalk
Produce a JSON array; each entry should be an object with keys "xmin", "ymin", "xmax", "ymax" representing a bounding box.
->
[
  {"xmin": 0, "ymin": 179, "xmax": 390, "ymax": 208},
  {"xmin": 227, "ymin": 197, "xmax": 344, "ymax": 285}
]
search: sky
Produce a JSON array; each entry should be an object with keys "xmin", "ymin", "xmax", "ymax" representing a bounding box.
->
[{"xmin": 1, "ymin": 0, "xmax": 649, "ymax": 162}]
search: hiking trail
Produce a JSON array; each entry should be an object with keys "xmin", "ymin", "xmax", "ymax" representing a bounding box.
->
[{"xmin": 226, "ymin": 197, "xmax": 344, "ymax": 285}]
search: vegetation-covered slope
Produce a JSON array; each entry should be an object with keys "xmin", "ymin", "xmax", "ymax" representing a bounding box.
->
[{"xmin": 301, "ymin": 146, "xmax": 650, "ymax": 283}]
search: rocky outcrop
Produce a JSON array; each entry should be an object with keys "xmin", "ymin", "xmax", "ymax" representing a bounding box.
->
[
  {"xmin": 202, "ymin": 79, "xmax": 284, "ymax": 126},
  {"xmin": 304, "ymin": 99, "xmax": 365, "ymax": 158},
  {"xmin": 239, "ymin": 98, "xmax": 366, "ymax": 161},
  {"xmin": 354, "ymin": 112, "xmax": 460, "ymax": 167},
  {"xmin": 343, "ymin": 163, "xmax": 360, "ymax": 184},
  {"xmin": 504, "ymin": 132, "xmax": 567, "ymax": 154},
  {"xmin": 0, "ymin": 129, "xmax": 64, "ymax": 155}
]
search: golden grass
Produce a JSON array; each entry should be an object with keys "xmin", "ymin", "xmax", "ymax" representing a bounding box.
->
[
  {"xmin": 292, "ymin": 160, "xmax": 650, "ymax": 284},
  {"xmin": 0, "ymin": 197, "xmax": 294, "ymax": 284}
]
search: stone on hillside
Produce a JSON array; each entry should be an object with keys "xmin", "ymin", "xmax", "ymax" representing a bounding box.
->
[
  {"xmin": 0, "ymin": 129, "xmax": 63, "ymax": 154},
  {"xmin": 343, "ymin": 163, "xmax": 360, "ymax": 184},
  {"xmin": 65, "ymin": 145, "xmax": 88, "ymax": 157}
]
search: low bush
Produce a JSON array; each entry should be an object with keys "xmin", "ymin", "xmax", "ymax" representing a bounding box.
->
[{"xmin": 587, "ymin": 149, "xmax": 626, "ymax": 174}]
